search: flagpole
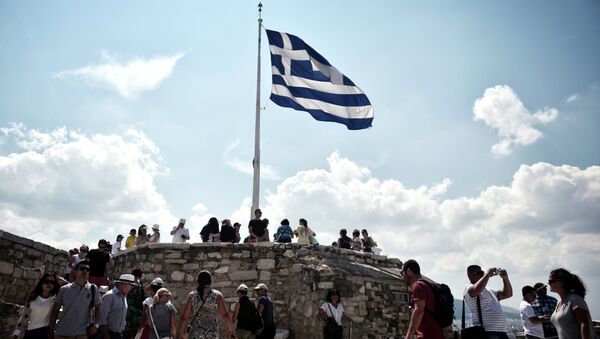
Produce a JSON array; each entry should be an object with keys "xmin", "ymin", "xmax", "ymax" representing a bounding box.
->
[{"xmin": 251, "ymin": 2, "xmax": 263, "ymax": 219}]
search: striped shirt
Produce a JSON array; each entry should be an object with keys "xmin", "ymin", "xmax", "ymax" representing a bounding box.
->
[{"xmin": 463, "ymin": 285, "xmax": 507, "ymax": 333}]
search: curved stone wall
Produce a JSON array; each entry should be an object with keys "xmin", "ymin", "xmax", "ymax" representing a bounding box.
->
[{"xmin": 112, "ymin": 242, "xmax": 410, "ymax": 339}]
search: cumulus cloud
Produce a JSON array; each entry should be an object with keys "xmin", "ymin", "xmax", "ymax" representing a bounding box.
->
[
  {"xmin": 473, "ymin": 85, "xmax": 559, "ymax": 156},
  {"xmin": 55, "ymin": 51, "xmax": 183, "ymax": 99},
  {"xmin": 0, "ymin": 123, "xmax": 176, "ymax": 247},
  {"xmin": 224, "ymin": 140, "xmax": 281, "ymax": 180},
  {"xmin": 257, "ymin": 151, "xmax": 600, "ymax": 312}
]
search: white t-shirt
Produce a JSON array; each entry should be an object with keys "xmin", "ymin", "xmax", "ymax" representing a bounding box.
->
[
  {"xmin": 321, "ymin": 302, "xmax": 344, "ymax": 326},
  {"xmin": 520, "ymin": 300, "xmax": 544, "ymax": 338},
  {"xmin": 464, "ymin": 285, "xmax": 508, "ymax": 332},
  {"xmin": 29, "ymin": 295, "xmax": 54, "ymax": 330},
  {"xmin": 171, "ymin": 226, "xmax": 190, "ymax": 243},
  {"xmin": 111, "ymin": 240, "xmax": 122, "ymax": 255}
]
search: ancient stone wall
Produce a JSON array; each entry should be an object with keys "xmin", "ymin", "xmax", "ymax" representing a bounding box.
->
[
  {"xmin": 0, "ymin": 229, "xmax": 68, "ymax": 336},
  {"xmin": 112, "ymin": 242, "xmax": 410, "ymax": 339}
]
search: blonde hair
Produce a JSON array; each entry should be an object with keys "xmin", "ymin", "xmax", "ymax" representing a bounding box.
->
[{"xmin": 153, "ymin": 287, "xmax": 171, "ymax": 304}]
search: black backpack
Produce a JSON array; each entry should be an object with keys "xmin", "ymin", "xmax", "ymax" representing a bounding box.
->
[
  {"xmin": 246, "ymin": 300, "xmax": 264, "ymax": 334},
  {"xmin": 419, "ymin": 278, "xmax": 455, "ymax": 328}
]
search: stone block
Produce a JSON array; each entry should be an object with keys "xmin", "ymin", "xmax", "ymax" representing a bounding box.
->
[
  {"xmin": 183, "ymin": 263, "xmax": 200, "ymax": 271},
  {"xmin": 278, "ymin": 268, "xmax": 289, "ymax": 276},
  {"xmin": 283, "ymin": 249, "xmax": 295, "ymax": 258},
  {"xmin": 207, "ymin": 252, "xmax": 222, "ymax": 259},
  {"xmin": 318, "ymin": 281, "xmax": 334, "ymax": 289},
  {"xmin": 212, "ymin": 281, "xmax": 232, "ymax": 288},
  {"xmin": 214, "ymin": 266, "xmax": 229, "ymax": 274},
  {"xmin": 241, "ymin": 251, "xmax": 251, "ymax": 258},
  {"xmin": 165, "ymin": 252, "xmax": 181, "ymax": 259},
  {"xmin": 259, "ymin": 270, "xmax": 271, "ymax": 281},
  {"xmin": 203, "ymin": 261, "xmax": 219, "ymax": 268},
  {"xmin": 171, "ymin": 271, "xmax": 186, "ymax": 282},
  {"xmin": 0, "ymin": 261, "xmax": 14, "ymax": 275},
  {"xmin": 257, "ymin": 259, "xmax": 275, "ymax": 270},
  {"xmin": 229, "ymin": 270, "xmax": 257, "ymax": 281}
]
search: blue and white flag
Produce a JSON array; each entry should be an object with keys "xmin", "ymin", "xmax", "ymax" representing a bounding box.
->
[{"xmin": 265, "ymin": 29, "xmax": 373, "ymax": 130}]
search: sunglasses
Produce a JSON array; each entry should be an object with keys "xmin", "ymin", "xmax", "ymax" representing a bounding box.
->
[{"xmin": 77, "ymin": 266, "xmax": 90, "ymax": 272}]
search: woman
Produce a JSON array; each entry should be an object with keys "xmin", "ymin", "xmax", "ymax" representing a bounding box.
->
[
  {"xmin": 219, "ymin": 219, "xmax": 236, "ymax": 243},
  {"xmin": 135, "ymin": 224, "xmax": 150, "ymax": 246},
  {"xmin": 294, "ymin": 218, "xmax": 315, "ymax": 245},
  {"xmin": 549, "ymin": 268, "xmax": 595, "ymax": 339},
  {"xmin": 149, "ymin": 224, "xmax": 161, "ymax": 243},
  {"xmin": 178, "ymin": 270, "xmax": 234, "ymax": 339},
  {"xmin": 232, "ymin": 284, "xmax": 258, "ymax": 339},
  {"xmin": 351, "ymin": 229, "xmax": 362, "ymax": 251},
  {"xmin": 200, "ymin": 217, "xmax": 221, "ymax": 243},
  {"xmin": 148, "ymin": 288, "xmax": 177, "ymax": 339},
  {"xmin": 274, "ymin": 219, "xmax": 293, "ymax": 243},
  {"xmin": 13, "ymin": 273, "xmax": 60, "ymax": 339},
  {"xmin": 361, "ymin": 229, "xmax": 378, "ymax": 253},
  {"xmin": 316, "ymin": 289, "xmax": 353, "ymax": 339}
]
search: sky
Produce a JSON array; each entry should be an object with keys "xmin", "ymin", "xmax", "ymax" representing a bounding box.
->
[{"xmin": 1, "ymin": 0, "xmax": 599, "ymax": 318}]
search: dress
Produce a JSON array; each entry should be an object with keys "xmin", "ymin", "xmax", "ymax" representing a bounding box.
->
[{"xmin": 188, "ymin": 289, "xmax": 220, "ymax": 339}]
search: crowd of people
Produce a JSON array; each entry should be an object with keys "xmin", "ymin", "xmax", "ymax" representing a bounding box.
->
[
  {"xmin": 83, "ymin": 209, "xmax": 381, "ymax": 257},
  {"xmin": 13, "ymin": 262, "xmax": 353, "ymax": 339},
  {"xmin": 402, "ymin": 259, "xmax": 596, "ymax": 339}
]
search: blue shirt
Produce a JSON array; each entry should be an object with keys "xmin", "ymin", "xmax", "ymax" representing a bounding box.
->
[
  {"xmin": 274, "ymin": 225, "xmax": 293, "ymax": 242},
  {"xmin": 99, "ymin": 287, "xmax": 128, "ymax": 332},
  {"xmin": 258, "ymin": 296, "xmax": 273, "ymax": 326}
]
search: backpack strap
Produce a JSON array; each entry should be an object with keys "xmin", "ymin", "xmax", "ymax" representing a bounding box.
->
[{"xmin": 462, "ymin": 295, "xmax": 483, "ymax": 329}]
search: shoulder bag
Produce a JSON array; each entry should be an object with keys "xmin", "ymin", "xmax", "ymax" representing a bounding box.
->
[
  {"xmin": 149, "ymin": 304, "xmax": 173, "ymax": 339},
  {"xmin": 461, "ymin": 296, "xmax": 486, "ymax": 339},
  {"xmin": 323, "ymin": 303, "xmax": 341, "ymax": 337}
]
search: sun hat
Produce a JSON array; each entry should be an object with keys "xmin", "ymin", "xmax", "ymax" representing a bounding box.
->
[
  {"xmin": 152, "ymin": 224, "xmax": 160, "ymax": 230},
  {"xmin": 115, "ymin": 273, "xmax": 138, "ymax": 285},
  {"xmin": 253, "ymin": 283, "xmax": 268, "ymax": 291},
  {"xmin": 151, "ymin": 277, "xmax": 164, "ymax": 286},
  {"xmin": 236, "ymin": 284, "xmax": 249, "ymax": 292}
]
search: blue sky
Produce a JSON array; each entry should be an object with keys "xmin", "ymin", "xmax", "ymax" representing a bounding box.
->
[{"xmin": 1, "ymin": 1, "xmax": 599, "ymax": 317}]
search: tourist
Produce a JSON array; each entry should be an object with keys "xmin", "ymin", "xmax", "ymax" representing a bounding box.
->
[
  {"xmin": 402, "ymin": 259, "xmax": 443, "ymax": 339},
  {"xmin": 531, "ymin": 282, "xmax": 558, "ymax": 338},
  {"xmin": 149, "ymin": 224, "xmax": 161, "ymax": 243},
  {"xmin": 249, "ymin": 209, "xmax": 269, "ymax": 242},
  {"xmin": 148, "ymin": 288, "xmax": 177, "ymax": 339},
  {"xmin": 337, "ymin": 229, "xmax": 352, "ymax": 249},
  {"xmin": 548, "ymin": 268, "xmax": 595, "ymax": 339},
  {"xmin": 351, "ymin": 229, "xmax": 362, "ymax": 251},
  {"xmin": 86, "ymin": 239, "xmax": 112, "ymax": 286},
  {"xmin": 464, "ymin": 265, "xmax": 513, "ymax": 339},
  {"xmin": 232, "ymin": 284, "xmax": 258, "ymax": 339},
  {"xmin": 12, "ymin": 273, "xmax": 60, "ymax": 339},
  {"xmin": 171, "ymin": 218, "xmax": 190, "ymax": 243},
  {"xmin": 219, "ymin": 219, "xmax": 237, "ymax": 243},
  {"xmin": 124, "ymin": 268, "xmax": 147, "ymax": 339},
  {"xmin": 177, "ymin": 270, "xmax": 233, "ymax": 339},
  {"xmin": 99, "ymin": 274, "xmax": 137, "ymax": 339},
  {"xmin": 125, "ymin": 229, "xmax": 137, "ymax": 249},
  {"xmin": 254, "ymin": 283, "xmax": 275, "ymax": 339},
  {"xmin": 65, "ymin": 248, "xmax": 77, "ymax": 281},
  {"xmin": 139, "ymin": 277, "xmax": 165, "ymax": 339},
  {"xmin": 200, "ymin": 217, "xmax": 221, "ymax": 242},
  {"xmin": 331, "ymin": 241, "xmax": 338, "ymax": 248},
  {"xmin": 112, "ymin": 235, "xmax": 124, "ymax": 255},
  {"xmin": 520, "ymin": 286, "xmax": 546, "ymax": 339},
  {"xmin": 361, "ymin": 229, "xmax": 377, "ymax": 253},
  {"xmin": 294, "ymin": 218, "xmax": 315, "ymax": 245},
  {"xmin": 72, "ymin": 245, "xmax": 88, "ymax": 269},
  {"xmin": 316, "ymin": 289, "xmax": 352, "ymax": 339},
  {"xmin": 49, "ymin": 259, "xmax": 102, "ymax": 338},
  {"xmin": 233, "ymin": 222, "xmax": 242, "ymax": 243},
  {"xmin": 136, "ymin": 225, "xmax": 150, "ymax": 246},
  {"xmin": 274, "ymin": 219, "xmax": 293, "ymax": 243}
]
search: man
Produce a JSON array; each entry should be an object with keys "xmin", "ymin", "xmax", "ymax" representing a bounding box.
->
[
  {"xmin": 170, "ymin": 218, "xmax": 190, "ymax": 243},
  {"xmin": 249, "ymin": 208, "xmax": 269, "ymax": 242},
  {"xmin": 124, "ymin": 268, "xmax": 146, "ymax": 339},
  {"xmin": 111, "ymin": 235, "xmax": 124, "ymax": 255},
  {"xmin": 464, "ymin": 265, "xmax": 513, "ymax": 339},
  {"xmin": 520, "ymin": 286, "xmax": 547, "ymax": 339},
  {"xmin": 87, "ymin": 239, "xmax": 112, "ymax": 286},
  {"xmin": 233, "ymin": 222, "xmax": 242, "ymax": 243},
  {"xmin": 254, "ymin": 283, "xmax": 275, "ymax": 339},
  {"xmin": 98, "ymin": 273, "xmax": 137, "ymax": 339},
  {"xmin": 531, "ymin": 282, "xmax": 558, "ymax": 338},
  {"xmin": 49, "ymin": 259, "xmax": 102, "ymax": 339},
  {"xmin": 337, "ymin": 229, "xmax": 352, "ymax": 249},
  {"xmin": 402, "ymin": 259, "xmax": 444, "ymax": 339},
  {"xmin": 125, "ymin": 229, "xmax": 136, "ymax": 249}
]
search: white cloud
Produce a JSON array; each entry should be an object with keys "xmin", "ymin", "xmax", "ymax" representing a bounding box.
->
[
  {"xmin": 566, "ymin": 94, "xmax": 578, "ymax": 103},
  {"xmin": 223, "ymin": 140, "xmax": 281, "ymax": 180},
  {"xmin": 55, "ymin": 51, "xmax": 183, "ymax": 99},
  {"xmin": 257, "ymin": 151, "xmax": 600, "ymax": 313},
  {"xmin": 473, "ymin": 85, "xmax": 559, "ymax": 156},
  {"xmin": 0, "ymin": 123, "xmax": 176, "ymax": 248}
]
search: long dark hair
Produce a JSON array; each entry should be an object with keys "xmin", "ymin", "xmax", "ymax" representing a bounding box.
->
[
  {"xmin": 28, "ymin": 272, "xmax": 60, "ymax": 302},
  {"xmin": 325, "ymin": 289, "xmax": 341, "ymax": 303},
  {"xmin": 550, "ymin": 268, "xmax": 587, "ymax": 298},
  {"xmin": 196, "ymin": 270, "xmax": 212, "ymax": 299}
]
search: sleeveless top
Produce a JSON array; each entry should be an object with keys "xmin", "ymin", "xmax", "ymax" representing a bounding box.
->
[{"xmin": 188, "ymin": 289, "xmax": 220, "ymax": 339}]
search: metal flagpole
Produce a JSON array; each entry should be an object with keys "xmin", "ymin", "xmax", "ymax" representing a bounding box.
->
[{"xmin": 251, "ymin": 2, "xmax": 263, "ymax": 219}]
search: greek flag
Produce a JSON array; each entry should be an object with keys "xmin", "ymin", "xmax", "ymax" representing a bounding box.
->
[{"xmin": 266, "ymin": 29, "xmax": 373, "ymax": 130}]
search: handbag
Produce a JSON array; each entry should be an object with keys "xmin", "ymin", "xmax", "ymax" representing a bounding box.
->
[
  {"xmin": 323, "ymin": 303, "xmax": 342, "ymax": 336},
  {"xmin": 460, "ymin": 296, "xmax": 486, "ymax": 339}
]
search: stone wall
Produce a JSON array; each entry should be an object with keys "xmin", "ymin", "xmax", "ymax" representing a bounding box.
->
[
  {"xmin": 0, "ymin": 229, "xmax": 68, "ymax": 336},
  {"xmin": 112, "ymin": 242, "xmax": 410, "ymax": 339}
]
